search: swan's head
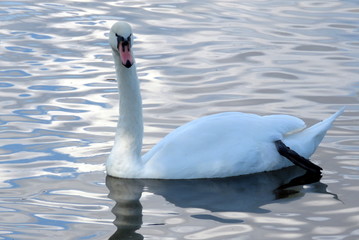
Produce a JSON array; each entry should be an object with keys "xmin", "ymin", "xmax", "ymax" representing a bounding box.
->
[{"xmin": 109, "ymin": 21, "xmax": 134, "ymax": 68}]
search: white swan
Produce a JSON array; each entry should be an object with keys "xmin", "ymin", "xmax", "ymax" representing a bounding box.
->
[{"xmin": 106, "ymin": 21, "xmax": 344, "ymax": 179}]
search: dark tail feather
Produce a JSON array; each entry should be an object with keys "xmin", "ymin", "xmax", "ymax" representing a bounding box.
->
[{"xmin": 275, "ymin": 140, "xmax": 322, "ymax": 174}]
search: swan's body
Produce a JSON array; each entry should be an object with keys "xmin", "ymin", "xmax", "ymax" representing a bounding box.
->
[{"xmin": 106, "ymin": 22, "xmax": 344, "ymax": 179}]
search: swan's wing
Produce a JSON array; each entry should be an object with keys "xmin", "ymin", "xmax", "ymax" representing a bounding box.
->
[{"xmin": 142, "ymin": 112, "xmax": 306, "ymax": 178}]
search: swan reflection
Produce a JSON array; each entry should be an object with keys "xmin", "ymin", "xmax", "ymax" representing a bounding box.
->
[{"xmin": 106, "ymin": 167, "xmax": 332, "ymax": 240}]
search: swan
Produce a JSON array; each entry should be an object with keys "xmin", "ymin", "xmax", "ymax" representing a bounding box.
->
[{"xmin": 106, "ymin": 21, "xmax": 344, "ymax": 179}]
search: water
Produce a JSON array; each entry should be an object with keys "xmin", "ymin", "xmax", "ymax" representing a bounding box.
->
[{"xmin": 0, "ymin": 0, "xmax": 358, "ymax": 239}]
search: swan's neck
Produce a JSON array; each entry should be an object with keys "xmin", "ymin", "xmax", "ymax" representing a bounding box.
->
[{"xmin": 107, "ymin": 50, "xmax": 143, "ymax": 176}]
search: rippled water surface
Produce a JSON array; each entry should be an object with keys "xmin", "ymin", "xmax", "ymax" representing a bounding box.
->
[{"xmin": 1, "ymin": 0, "xmax": 359, "ymax": 239}]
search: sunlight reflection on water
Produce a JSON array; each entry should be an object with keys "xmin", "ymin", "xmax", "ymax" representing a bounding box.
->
[{"xmin": 0, "ymin": 0, "xmax": 358, "ymax": 239}]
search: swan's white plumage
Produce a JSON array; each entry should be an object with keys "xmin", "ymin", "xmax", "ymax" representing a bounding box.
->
[
  {"xmin": 141, "ymin": 112, "xmax": 304, "ymax": 178},
  {"xmin": 106, "ymin": 21, "xmax": 344, "ymax": 179}
]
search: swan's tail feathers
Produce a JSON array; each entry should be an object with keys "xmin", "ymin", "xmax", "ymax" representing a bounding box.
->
[
  {"xmin": 275, "ymin": 140, "xmax": 323, "ymax": 174},
  {"xmin": 284, "ymin": 107, "xmax": 345, "ymax": 158}
]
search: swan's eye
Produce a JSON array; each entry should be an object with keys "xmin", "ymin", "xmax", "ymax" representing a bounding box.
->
[
  {"xmin": 127, "ymin": 34, "xmax": 132, "ymax": 42},
  {"xmin": 115, "ymin": 33, "xmax": 125, "ymax": 42}
]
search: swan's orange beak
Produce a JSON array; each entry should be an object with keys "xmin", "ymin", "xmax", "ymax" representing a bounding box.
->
[{"xmin": 118, "ymin": 40, "xmax": 133, "ymax": 68}]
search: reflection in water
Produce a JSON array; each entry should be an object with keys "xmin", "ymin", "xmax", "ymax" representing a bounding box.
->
[
  {"xmin": 107, "ymin": 179, "xmax": 144, "ymax": 240},
  {"xmin": 106, "ymin": 167, "xmax": 333, "ymax": 239}
]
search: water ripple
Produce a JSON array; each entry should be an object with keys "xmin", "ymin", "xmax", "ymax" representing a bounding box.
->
[{"xmin": 0, "ymin": 0, "xmax": 358, "ymax": 239}]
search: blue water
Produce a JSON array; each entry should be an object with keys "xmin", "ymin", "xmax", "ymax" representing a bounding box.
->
[{"xmin": 0, "ymin": 0, "xmax": 358, "ymax": 239}]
